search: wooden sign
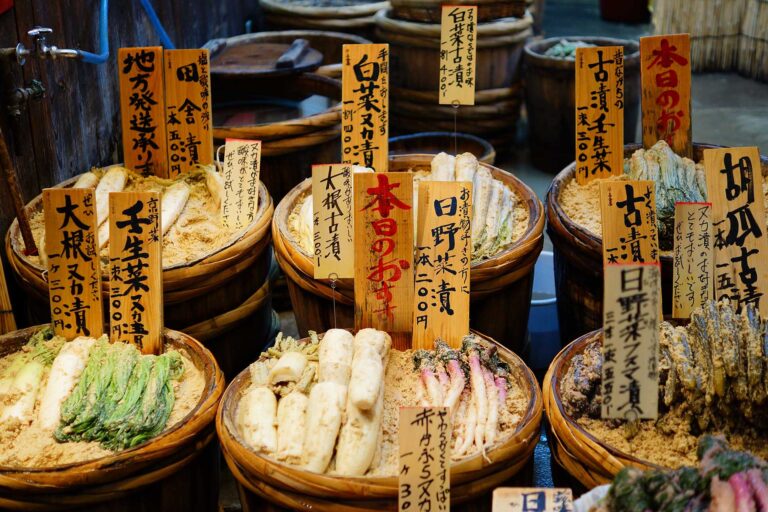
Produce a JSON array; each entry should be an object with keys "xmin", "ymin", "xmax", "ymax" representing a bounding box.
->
[
  {"xmin": 398, "ymin": 407, "xmax": 451, "ymax": 512},
  {"xmin": 492, "ymin": 488, "xmax": 574, "ymax": 512},
  {"xmin": 602, "ymin": 263, "xmax": 660, "ymax": 420},
  {"xmin": 43, "ymin": 188, "xmax": 104, "ymax": 339},
  {"xmin": 640, "ymin": 34, "xmax": 692, "ymax": 158},
  {"xmin": 413, "ymin": 181, "xmax": 471, "ymax": 349},
  {"xmin": 354, "ymin": 172, "xmax": 414, "ymax": 350},
  {"xmin": 164, "ymin": 49, "xmax": 213, "ymax": 178},
  {"xmin": 108, "ymin": 191, "xmax": 163, "ymax": 354},
  {"xmin": 672, "ymin": 202, "xmax": 714, "ymax": 319},
  {"xmin": 439, "ymin": 5, "xmax": 477, "ymax": 106},
  {"xmin": 600, "ymin": 180, "xmax": 659, "ymax": 264},
  {"xmin": 312, "ymin": 164, "xmax": 355, "ymax": 279},
  {"xmin": 574, "ymin": 46, "xmax": 624, "ymax": 184},
  {"xmin": 221, "ymin": 138, "xmax": 261, "ymax": 231},
  {"xmin": 342, "ymin": 44, "xmax": 389, "ymax": 172},
  {"xmin": 704, "ymin": 146, "xmax": 768, "ymax": 316},
  {"xmin": 118, "ymin": 47, "xmax": 168, "ymax": 177}
]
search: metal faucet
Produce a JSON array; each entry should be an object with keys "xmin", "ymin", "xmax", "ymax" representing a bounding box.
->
[{"xmin": 14, "ymin": 27, "xmax": 80, "ymax": 66}]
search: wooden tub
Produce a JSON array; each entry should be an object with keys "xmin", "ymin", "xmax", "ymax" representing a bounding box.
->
[
  {"xmin": 0, "ymin": 325, "xmax": 224, "ymax": 511},
  {"xmin": 546, "ymin": 143, "xmax": 768, "ymax": 346},
  {"xmin": 543, "ymin": 330, "xmax": 661, "ymax": 488},
  {"xmin": 390, "ymin": 0, "xmax": 526, "ymax": 23},
  {"xmin": 273, "ymin": 154, "xmax": 545, "ymax": 351},
  {"xmin": 218, "ymin": 331, "xmax": 543, "ymax": 511},
  {"xmin": 5, "ymin": 174, "xmax": 275, "ymax": 380},
  {"xmin": 259, "ymin": 0, "xmax": 389, "ymax": 40}
]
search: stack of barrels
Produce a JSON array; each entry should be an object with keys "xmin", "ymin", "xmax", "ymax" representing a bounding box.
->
[{"xmin": 376, "ymin": 0, "xmax": 534, "ymax": 150}]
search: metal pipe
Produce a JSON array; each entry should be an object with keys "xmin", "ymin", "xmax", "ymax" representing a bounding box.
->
[
  {"xmin": 140, "ymin": 0, "xmax": 175, "ymax": 49},
  {"xmin": 77, "ymin": 0, "xmax": 109, "ymax": 64}
]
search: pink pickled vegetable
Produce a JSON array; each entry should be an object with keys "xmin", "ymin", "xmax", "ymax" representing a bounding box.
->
[
  {"xmin": 422, "ymin": 367, "xmax": 444, "ymax": 406},
  {"xmin": 466, "ymin": 346, "xmax": 487, "ymax": 450},
  {"xmin": 730, "ymin": 472, "xmax": 757, "ymax": 512},
  {"xmin": 711, "ymin": 477, "xmax": 737, "ymax": 512},
  {"xmin": 495, "ymin": 376, "xmax": 507, "ymax": 405},
  {"xmin": 456, "ymin": 393, "xmax": 476, "ymax": 456},
  {"xmin": 444, "ymin": 359, "xmax": 466, "ymax": 414},
  {"xmin": 482, "ymin": 367, "xmax": 498, "ymax": 448},
  {"xmin": 747, "ymin": 469, "xmax": 768, "ymax": 512}
]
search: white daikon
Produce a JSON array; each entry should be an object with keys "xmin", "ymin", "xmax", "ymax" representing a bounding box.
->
[{"xmin": 302, "ymin": 381, "xmax": 345, "ymax": 473}]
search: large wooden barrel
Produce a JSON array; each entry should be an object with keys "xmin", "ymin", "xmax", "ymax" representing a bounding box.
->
[
  {"xmin": 0, "ymin": 325, "xmax": 224, "ymax": 511},
  {"xmin": 218, "ymin": 330, "xmax": 543, "ymax": 512},
  {"xmin": 544, "ymin": 330, "xmax": 662, "ymax": 488},
  {"xmin": 546, "ymin": 143, "xmax": 768, "ymax": 346},
  {"xmin": 523, "ymin": 37, "xmax": 641, "ymax": 173},
  {"xmin": 389, "ymin": 131, "xmax": 496, "ymax": 165},
  {"xmin": 273, "ymin": 154, "xmax": 544, "ymax": 351},
  {"xmin": 376, "ymin": 9, "xmax": 533, "ymax": 148},
  {"xmin": 389, "ymin": 0, "xmax": 526, "ymax": 23},
  {"xmin": 5, "ymin": 175, "xmax": 276, "ymax": 380},
  {"xmin": 259, "ymin": 0, "xmax": 388, "ymax": 40},
  {"xmin": 739, "ymin": 0, "xmax": 768, "ymax": 82},
  {"xmin": 210, "ymin": 67, "xmax": 342, "ymax": 203}
]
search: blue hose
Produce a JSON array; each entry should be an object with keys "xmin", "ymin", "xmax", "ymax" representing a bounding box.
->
[
  {"xmin": 77, "ymin": 0, "xmax": 109, "ymax": 64},
  {"xmin": 76, "ymin": 0, "xmax": 175, "ymax": 64},
  {"xmin": 139, "ymin": 0, "xmax": 175, "ymax": 50}
]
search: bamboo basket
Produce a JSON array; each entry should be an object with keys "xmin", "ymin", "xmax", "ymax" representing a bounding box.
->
[
  {"xmin": 390, "ymin": 0, "xmax": 526, "ymax": 23},
  {"xmin": 653, "ymin": 0, "xmax": 747, "ymax": 72},
  {"xmin": 389, "ymin": 132, "xmax": 496, "ymax": 165},
  {"xmin": 376, "ymin": 9, "xmax": 532, "ymax": 148},
  {"xmin": 273, "ymin": 154, "xmax": 545, "ymax": 352},
  {"xmin": 209, "ymin": 69, "xmax": 342, "ymax": 203},
  {"xmin": 5, "ymin": 175, "xmax": 276, "ymax": 380},
  {"xmin": 546, "ymin": 143, "xmax": 768, "ymax": 346},
  {"xmin": 260, "ymin": 0, "xmax": 389, "ymax": 39},
  {"xmin": 523, "ymin": 37, "xmax": 641, "ymax": 173},
  {"xmin": 739, "ymin": 0, "xmax": 768, "ymax": 82},
  {"xmin": 0, "ymin": 325, "xmax": 224, "ymax": 511},
  {"xmin": 544, "ymin": 330, "xmax": 662, "ymax": 488},
  {"xmin": 218, "ymin": 330, "xmax": 543, "ymax": 511}
]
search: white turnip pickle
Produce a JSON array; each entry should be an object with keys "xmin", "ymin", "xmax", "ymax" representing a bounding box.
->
[
  {"xmin": 277, "ymin": 391, "xmax": 308, "ymax": 461},
  {"xmin": 730, "ymin": 472, "xmax": 757, "ymax": 512},
  {"xmin": 302, "ymin": 382, "xmax": 345, "ymax": 473},
  {"xmin": 466, "ymin": 343, "xmax": 488, "ymax": 451}
]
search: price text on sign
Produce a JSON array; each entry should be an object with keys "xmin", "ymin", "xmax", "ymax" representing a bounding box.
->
[
  {"xmin": 439, "ymin": 5, "xmax": 477, "ymax": 106},
  {"xmin": 354, "ymin": 172, "xmax": 414, "ymax": 350},
  {"xmin": 492, "ymin": 488, "xmax": 573, "ymax": 512},
  {"xmin": 640, "ymin": 34, "xmax": 692, "ymax": 158},
  {"xmin": 672, "ymin": 202, "xmax": 713, "ymax": 319},
  {"xmin": 704, "ymin": 146, "xmax": 768, "ymax": 316},
  {"xmin": 602, "ymin": 263, "xmax": 660, "ymax": 420},
  {"xmin": 164, "ymin": 49, "xmax": 213, "ymax": 178},
  {"xmin": 574, "ymin": 46, "xmax": 624, "ymax": 185},
  {"xmin": 43, "ymin": 188, "xmax": 104, "ymax": 339},
  {"xmin": 222, "ymin": 139, "xmax": 261, "ymax": 231},
  {"xmin": 118, "ymin": 47, "xmax": 168, "ymax": 177},
  {"xmin": 108, "ymin": 192, "xmax": 163, "ymax": 354},
  {"xmin": 413, "ymin": 181, "xmax": 471, "ymax": 349},
  {"xmin": 398, "ymin": 407, "xmax": 451, "ymax": 512},
  {"xmin": 312, "ymin": 164, "xmax": 355, "ymax": 279},
  {"xmin": 600, "ymin": 180, "xmax": 660, "ymax": 264},
  {"xmin": 342, "ymin": 44, "xmax": 389, "ymax": 172}
]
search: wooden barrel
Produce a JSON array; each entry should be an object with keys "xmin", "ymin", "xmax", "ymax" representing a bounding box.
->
[
  {"xmin": 0, "ymin": 325, "xmax": 224, "ymax": 511},
  {"xmin": 273, "ymin": 154, "xmax": 545, "ymax": 351},
  {"xmin": 389, "ymin": 132, "xmax": 496, "ymax": 165},
  {"xmin": 5, "ymin": 175, "xmax": 275, "ymax": 381},
  {"xmin": 210, "ymin": 69, "xmax": 342, "ymax": 204},
  {"xmin": 376, "ymin": 9, "xmax": 532, "ymax": 148},
  {"xmin": 523, "ymin": 37, "xmax": 641, "ymax": 173},
  {"xmin": 390, "ymin": 0, "xmax": 526, "ymax": 23},
  {"xmin": 546, "ymin": 143, "xmax": 768, "ymax": 346},
  {"xmin": 544, "ymin": 330, "xmax": 662, "ymax": 488},
  {"xmin": 205, "ymin": 30, "xmax": 370, "ymax": 81},
  {"xmin": 218, "ymin": 331, "xmax": 543, "ymax": 512},
  {"xmin": 259, "ymin": 0, "xmax": 389, "ymax": 40},
  {"xmin": 739, "ymin": 0, "xmax": 768, "ymax": 82}
]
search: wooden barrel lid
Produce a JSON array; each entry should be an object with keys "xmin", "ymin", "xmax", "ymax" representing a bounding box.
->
[{"xmin": 211, "ymin": 39, "xmax": 323, "ymax": 78}]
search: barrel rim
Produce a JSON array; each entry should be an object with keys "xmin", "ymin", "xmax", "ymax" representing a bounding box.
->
[
  {"xmin": 204, "ymin": 30, "xmax": 371, "ymax": 60},
  {"xmin": 389, "ymin": 131, "xmax": 496, "ymax": 164},
  {"xmin": 259, "ymin": 0, "xmax": 389, "ymax": 18},
  {"xmin": 8, "ymin": 169, "xmax": 273, "ymax": 274},
  {"xmin": 524, "ymin": 36, "xmax": 641, "ymax": 71},
  {"xmin": 375, "ymin": 8, "xmax": 533, "ymax": 41},
  {"xmin": 217, "ymin": 329, "xmax": 543, "ymax": 496},
  {"xmin": 0, "ymin": 324, "xmax": 223, "ymax": 476}
]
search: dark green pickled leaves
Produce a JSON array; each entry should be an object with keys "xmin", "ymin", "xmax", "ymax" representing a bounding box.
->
[{"xmin": 55, "ymin": 341, "xmax": 184, "ymax": 451}]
